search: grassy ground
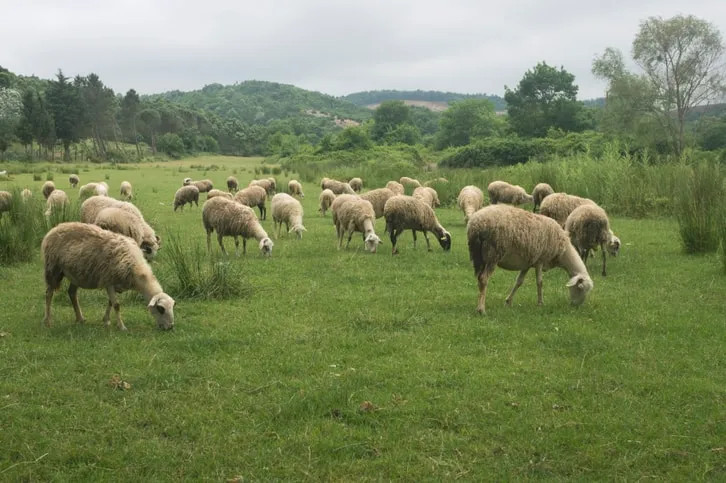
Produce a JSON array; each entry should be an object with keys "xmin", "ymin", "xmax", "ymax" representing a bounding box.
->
[{"xmin": 1, "ymin": 155, "xmax": 725, "ymax": 480}]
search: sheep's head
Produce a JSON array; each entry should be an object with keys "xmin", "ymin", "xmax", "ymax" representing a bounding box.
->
[
  {"xmin": 140, "ymin": 239, "xmax": 159, "ymax": 261},
  {"xmin": 289, "ymin": 224, "xmax": 307, "ymax": 239},
  {"xmin": 259, "ymin": 237, "xmax": 274, "ymax": 256},
  {"xmin": 607, "ymin": 232, "xmax": 621, "ymax": 257},
  {"xmin": 148, "ymin": 293, "xmax": 175, "ymax": 330},
  {"xmin": 364, "ymin": 233, "xmax": 382, "ymax": 253},
  {"xmin": 183, "ymin": 178, "xmax": 192, "ymax": 185},
  {"xmin": 521, "ymin": 192, "xmax": 534, "ymax": 204},
  {"xmin": 438, "ymin": 231, "xmax": 452, "ymax": 251},
  {"xmin": 566, "ymin": 274, "xmax": 593, "ymax": 306}
]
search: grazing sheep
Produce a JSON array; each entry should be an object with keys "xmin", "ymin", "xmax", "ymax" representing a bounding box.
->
[
  {"xmin": 80, "ymin": 195, "xmax": 142, "ymax": 223},
  {"xmin": 330, "ymin": 194, "xmax": 360, "ymax": 235},
  {"xmin": 385, "ymin": 181, "xmax": 405, "ymax": 196},
  {"xmin": 249, "ymin": 178, "xmax": 275, "ymax": 196},
  {"xmin": 399, "ymin": 176, "xmax": 422, "ymax": 191},
  {"xmin": 412, "ymin": 186, "xmax": 440, "ymax": 209},
  {"xmin": 120, "ymin": 181, "xmax": 133, "ymax": 200},
  {"xmin": 319, "ymin": 189, "xmax": 336, "ymax": 216},
  {"xmin": 93, "ymin": 207, "xmax": 160, "ymax": 261},
  {"xmin": 21, "ymin": 188, "xmax": 33, "ymax": 200},
  {"xmin": 173, "ymin": 185, "xmax": 200, "ymax": 212},
  {"xmin": 207, "ymin": 189, "xmax": 233, "ymax": 200},
  {"xmin": 267, "ymin": 177, "xmax": 277, "ymax": 192},
  {"xmin": 79, "ymin": 182, "xmax": 108, "ymax": 199},
  {"xmin": 424, "ymin": 177, "xmax": 449, "ymax": 187},
  {"xmin": 183, "ymin": 177, "xmax": 192, "ymax": 186},
  {"xmin": 0, "ymin": 191, "xmax": 11, "ymax": 217},
  {"xmin": 69, "ymin": 174, "xmax": 79, "ymax": 188},
  {"xmin": 467, "ymin": 204, "xmax": 593, "ymax": 315},
  {"xmin": 41, "ymin": 223, "xmax": 175, "ymax": 330},
  {"xmin": 226, "ymin": 176, "xmax": 239, "ymax": 192},
  {"xmin": 565, "ymin": 204, "xmax": 620, "ymax": 277},
  {"xmin": 384, "ymin": 195, "xmax": 451, "ymax": 255},
  {"xmin": 360, "ymin": 188, "xmax": 396, "ymax": 219},
  {"xmin": 234, "ymin": 185, "xmax": 267, "ymax": 220},
  {"xmin": 202, "ymin": 197, "xmax": 273, "ymax": 256},
  {"xmin": 271, "ymin": 193, "xmax": 306, "ymax": 239},
  {"xmin": 539, "ymin": 193, "xmax": 596, "ymax": 228},
  {"xmin": 531, "ymin": 183, "xmax": 554, "ymax": 212},
  {"xmin": 45, "ymin": 189, "xmax": 69, "ymax": 217},
  {"xmin": 288, "ymin": 179, "xmax": 304, "ymax": 198},
  {"xmin": 336, "ymin": 198, "xmax": 382, "ymax": 253},
  {"xmin": 42, "ymin": 181, "xmax": 55, "ymax": 200},
  {"xmin": 349, "ymin": 177, "xmax": 363, "ymax": 192},
  {"xmin": 321, "ymin": 177, "xmax": 356, "ymax": 195},
  {"xmin": 487, "ymin": 180, "xmax": 533, "ymax": 206},
  {"xmin": 457, "ymin": 185, "xmax": 484, "ymax": 223},
  {"xmin": 192, "ymin": 179, "xmax": 213, "ymax": 193}
]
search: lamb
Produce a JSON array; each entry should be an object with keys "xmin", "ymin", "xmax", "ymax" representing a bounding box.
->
[
  {"xmin": 69, "ymin": 174, "xmax": 79, "ymax": 188},
  {"xmin": 226, "ymin": 176, "xmax": 239, "ymax": 192},
  {"xmin": 173, "ymin": 185, "xmax": 200, "ymax": 211},
  {"xmin": 539, "ymin": 193, "xmax": 596, "ymax": 228},
  {"xmin": 271, "ymin": 193, "xmax": 306, "ymax": 239},
  {"xmin": 21, "ymin": 188, "xmax": 33, "ymax": 200},
  {"xmin": 41, "ymin": 222, "xmax": 175, "ymax": 330},
  {"xmin": 385, "ymin": 181, "xmax": 405, "ymax": 195},
  {"xmin": 288, "ymin": 179, "xmax": 304, "ymax": 198},
  {"xmin": 565, "ymin": 204, "xmax": 620, "ymax": 276},
  {"xmin": 42, "ymin": 181, "xmax": 55, "ymax": 199},
  {"xmin": 321, "ymin": 177, "xmax": 356, "ymax": 195},
  {"xmin": 79, "ymin": 182, "xmax": 108, "ymax": 199},
  {"xmin": 349, "ymin": 177, "xmax": 363, "ymax": 192},
  {"xmin": 318, "ymin": 189, "xmax": 336, "ymax": 216},
  {"xmin": 249, "ymin": 178, "xmax": 275, "ymax": 196},
  {"xmin": 531, "ymin": 183, "xmax": 554, "ymax": 212},
  {"xmin": 234, "ymin": 185, "xmax": 267, "ymax": 220},
  {"xmin": 335, "ymin": 198, "xmax": 382, "ymax": 253},
  {"xmin": 360, "ymin": 188, "xmax": 396, "ymax": 218},
  {"xmin": 0, "ymin": 191, "xmax": 11, "ymax": 217},
  {"xmin": 206, "ymin": 189, "xmax": 233, "ymax": 200},
  {"xmin": 412, "ymin": 186, "xmax": 440, "ymax": 209},
  {"xmin": 384, "ymin": 195, "xmax": 451, "ymax": 255},
  {"xmin": 467, "ymin": 204, "xmax": 593, "ymax": 315},
  {"xmin": 487, "ymin": 180, "xmax": 533, "ymax": 206},
  {"xmin": 399, "ymin": 176, "xmax": 422, "ymax": 191},
  {"xmin": 45, "ymin": 189, "xmax": 69, "ymax": 217},
  {"xmin": 457, "ymin": 185, "xmax": 484, "ymax": 223},
  {"xmin": 120, "ymin": 181, "xmax": 133, "ymax": 200},
  {"xmin": 202, "ymin": 196, "xmax": 273, "ymax": 256},
  {"xmin": 192, "ymin": 179, "xmax": 214, "ymax": 193}
]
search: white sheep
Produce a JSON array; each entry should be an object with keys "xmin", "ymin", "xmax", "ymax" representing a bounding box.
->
[
  {"xmin": 173, "ymin": 185, "xmax": 200, "ymax": 211},
  {"xmin": 487, "ymin": 180, "xmax": 533, "ymax": 206},
  {"xmin": 349, "ymin": 177, "xmax": 363, "ymax": 192},
  {"xmin": 267, "ymin": 177, "xmax": 277, "ymax": 193},
  {"xmin": 183, "ymin": 177, "xmax": 192, "ymax": 185},
  {"xmin": 531, "ymin": 183, "xmax": 554, "ymax": 212},
  {"xmin": 319, "ymin": 189, "xmax": 336, "ymax": 216},
  {"xmin": 336, "ymin": 198, "xmax": 382, "ymax": 253},
  {"xmin": 69, "ymin": 174, "xmax": 80, "ymax": 188},
  {"xmin": 42, "ymin": 181, "xmax": 55, "ymax": 200},
  {"xmin": 539, "ymin": 193, "xmax": 596, "ymax": 228},
  {"xmin": 399, "ymin": 176, "xmax": 422, "ymax": 191},
  {"xmin": 192, "ymin": 179, "xmax": 214, "ymax": 193},
  {"xmin": 385, "ymin": 180, "xmax": 405, "ymax": 196},
  {"xmin": 321, "ymin": 177, "xmax": 356, "ymax": 195},
  {"xmin": 41, "ymin": 222, "xmax": 175, "ymax": 330},
  {"xmin": 0, "ymin": 191, "xmax": 11, "ymax": 217},
  {"xmin": 565, "ymin": 204, "xmax": 620, "ymax": 277},
  {"xmin": 467, "ymin": 204, "xmax": 593, "ymax": 315},
  {"xmin": 45, "ymin": 189, "xmax": 69, "ymax": 217},
  {"xmin": 360, "ymin": 188, "xmax": 396, "ymax": 219},
  {"xmin": 120, "ymin": 181, "xmax": 133, "ymax": 200},
  {"xmin": 288, "ymin": 179, "xmax": 304, "ymax": 198},
  {"xmin": 94, "ymin": 207, "xmax": 160, "ymax": 261},
  {"xmin": 383, "ymin": 195, "xmax": 451, "ymax": 255},
  {"xmin": 424, "ymin": 177, "xmax": 449, "ymax": 187},
  {"xmin": 271, "ymin": 193, "xmax": 306, "ymax": 239},
  {"xmin": 234, "ymin": 185, "xmax": 267, "ymax": 220},
  {"xmin": 249, "ymin": 178, "xmax": 276, "ymax": 196},
  {"xmin": 202, "ymin": 196, "xmax": 273, "ymax": 256},
  {"xmin": 457, "ymin": 185, "xmax": 484, "ymax": 223},
  {"xmin": 206, "ymin": 189, "xmax": 233, "ymax": 200},
  {"xmin": 226, "ymin": 176, "xmax": 239, "ymax": 192},
  {"xmin": 79, "ymin": 182, "xmax": 108, "ymax": 199},
  {"xmin": 412, "ymin": 186, "xmax": 440, "ymax": 209},
  {"xmin": 330, "ymin": 194, "xmax": 360, "ymax": 237},
  {"xmin": 80, "ymin": 196, "xmax": 143, "ymax": 224},
  {"xmin": 21, "ymin": 188, "xmax": 33, "ymax": 200}
]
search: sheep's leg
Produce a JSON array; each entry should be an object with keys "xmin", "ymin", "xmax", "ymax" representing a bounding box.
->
[
  {"xmin": 412, "ymin": 230, "xmax": 417, "ymax": 248},
  {"xmin": 259, "ymin": 206, "xmax": 265, "ymax": 220},
  {"xmin": 390, "ymin": 229, "xmax": 399, "ymax": 255},
  {"xmin": 233, "ymin": 236, "xmax": 240, "ymax": 257},
  {"xmin": 68, "ymin": 283, "xmax": 85, "ymax": 323},
  {"xmin": 217, "ymin": 233, "xmax": 227, "ymax": 256},
  {"xmin": 275, "ymin": 220, "xmax": 281, "ymax": 239},
  {"xmin": 43, "ymin": 287, "xmax": 55, "ymax": 327},
  {"xmin": 346, "ymin": 227, "xmax": 354, "ymax": 248},
  {"xmin": 422, "ymin": 231, "xmax": 432, "ymax": 251},
  {"xmin": 476, "ymin": 265, "xmax": 495, "ymax": 315},
  {"xmin": 206, "ymin": 230, "xmax": 212, "ymax": 252},
  {"xmin": 535, "ymin": 265, "xmax": 544, "ymax": 305},
  {"xmin": 106, "ymin": 287, "xmax": 126, "ymax": 331},
  {"xmin": 285, "ymin": 221, "xmax": 290, "ymax": 236},
  {"xmin": 505, "ymin": 269, "xmax": 529, "ymax": 306},
  {"xmin": 242, "ymin": 238, "xmax": 247, "ymax": 254},
  {"xmin": 600, "ymin": 241, "xmax": 607, "ymax": 276}
]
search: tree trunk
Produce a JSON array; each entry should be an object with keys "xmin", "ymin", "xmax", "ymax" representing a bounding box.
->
[{"xmin": 63, "ymin": 140, "xmax": 71, "ymax": 161}]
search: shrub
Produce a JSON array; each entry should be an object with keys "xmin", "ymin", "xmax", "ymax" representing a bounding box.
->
[
  {"xmin": 32, "ymin": 174, "xmax": 41, "ymax": 182},
  {"xmin": 45, "ymin": 172, "xmax": 54, "ymax": 181},
  {"xmin": 674, "ymin": 161, "xmax": 725, "ymax": 253},
  {"xmin": 0, "ymin": 189, "xmax": 46, "ymax": 264},
  {"xmin": 157, "ymin": 133, "xmax": 186, "ymax": 158}
]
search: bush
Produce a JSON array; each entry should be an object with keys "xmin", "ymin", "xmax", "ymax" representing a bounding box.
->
[
  {"xmin": 0, "ymin": 189, "xmax": 46, "ymax": 264},
  {"xmin": 45, "ymin": 172, "xmax": 54, "ymax": 181},
  {"xmin": 674, "ymin": 161, "xmax": 725, "ymax": 253},
  {"xmin": 157, "ymin": 133, "xmax": 186, "ymax": 158}
]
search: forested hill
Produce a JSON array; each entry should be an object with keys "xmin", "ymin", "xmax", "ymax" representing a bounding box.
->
[
  {"xmin": 343, "ymin": 89, "xmax": 507, "ymax": 111},
  {"xmin": 149, "ymin": 81, "xmax": 372, "ymax": 124}
]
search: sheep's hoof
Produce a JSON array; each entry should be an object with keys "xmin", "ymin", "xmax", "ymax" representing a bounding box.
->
[
  {"xmin": 76, "ymin": 317, "xmax": 86, "ymax": 324},
  {"xmin": 476, "ymin": 307, "xmax": 486, "ymax": 315},
  {"xmin": 43, "ymin": 318, "xmax": 52, "ymax": 327},
  {"xmin": 504, "ymin": 299, "xmax": 512, "ymax": 307}
]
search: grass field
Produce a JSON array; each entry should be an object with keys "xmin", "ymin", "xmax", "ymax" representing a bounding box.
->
[{"xmin": 1, "ymin": 155, "xmax": 725, "ymax": 480}]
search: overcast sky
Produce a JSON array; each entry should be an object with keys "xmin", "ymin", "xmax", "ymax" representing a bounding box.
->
[{"xmin": 2, "ymin": 1, "xmax": 725, "ymax": 100}]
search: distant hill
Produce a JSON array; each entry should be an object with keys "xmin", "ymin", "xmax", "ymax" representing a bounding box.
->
[{"xmin": 343, "ymin": 89, "xmax": 507, "ymax": 111}]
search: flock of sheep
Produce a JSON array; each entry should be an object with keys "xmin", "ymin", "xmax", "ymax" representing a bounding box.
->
[{"xmin": 0, "ymin": 169, "xmax": 621, "ymax": 330}]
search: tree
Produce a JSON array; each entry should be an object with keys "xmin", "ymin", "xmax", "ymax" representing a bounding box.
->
[
  {"xmin": 632, "ymin": 15, "xmax": 726, "ymax": 155},
  {"xmin": 504, "ymin": 62, "xmax": 586, "ymax": 137},
  {"xmin": 120, "ymin": 89, "xmax": 142, "ymax": 157},
  {"xmin": 75, "ymin": 73, "xmax": 118, "ymax": 159},
  {"xmin": 0, "ymin": 87, "xmax": 22, "ymax": 158},
  {"xmin": 435, "ymin": 99, "xmax": 503, "ymax": 148},
  {"xmin": 137, "ymin": 108, "xmax": 161, "ymax": 153},
  {"xmin": 45, "ymin": 70, "xmax": 84, "ymax": 160},
  {"xmin": 335, "ymin": 126, "xmax": 373, "ymax": 150},
  {"xmin": 371, "ymin": 100, "xmax": 411, "ymax": 141}
]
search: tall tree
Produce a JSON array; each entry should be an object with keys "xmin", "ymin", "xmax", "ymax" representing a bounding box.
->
[
  {"xmin": 435, "ymin": 99, "xmax": 502, "ymax": 148},
  {"xmin": 0, "ymin": 87, "xmax": 22, "ymax": 159},
  {"xmin": 45, "ymin": 70, "xmax": 83, "ymax": 161},
  {"xmin": 137, "ymin": 108, "xmax": 161, "ymax": 153},
  {"xmin": 120, "ymin": 89, "xmax": 142, "ymax": 157},
  {"xmin": 504, "ymin": 62, "xmax": 586, "ymax": 137},
  {"xmin": 371, "ymin": 100, "xmax": 411, "ymax": 141},
  {"xmin": 75, "ymin": 73, "xmax": 118, "ymax": 159}
]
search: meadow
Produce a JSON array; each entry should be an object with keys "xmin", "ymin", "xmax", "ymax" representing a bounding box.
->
[{"xmin": 1, "ymin": 155, "xmax": 725, "ymax": 480}]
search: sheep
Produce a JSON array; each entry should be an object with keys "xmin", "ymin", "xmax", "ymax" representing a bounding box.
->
[
  {"xmin": 424, "ymin": 177, "xmax": 449, "ymax": 187},
  {"xmin": 69, "ymin": 174, "xmax": 79, "ymax": 188},
  {"xmin": 80, "ymin": 195, "xmax": 143, "ymax": 224},
  {"xmin": 565, "ymin": 204, "xmax": 621, "ymax": 277},
  {"xmin": 234, "ymin": 185, "xmax": 267, "ymax": 220},
  {"xmin": 385, "ymin": 180, "xmax": 405, "ymax": 195},
  {"xmin": 42, "ymin": 181, "xmax": 55, "ymax": 200},
  {"xmin": 21, "ymin": 188, "xmax": 33, "ymax": 200},
  {"xmin": 288, "ymin": 179, "xmax": 304, "ymax": 198},
  {"xmin": 531, "ymin": 183, "xmax": 554, "ymax": 212},
  {"xmin": 412, "ymin": 186, "xmax": 440, "ymax": 209},
  {"xmin": 319, "ymin": 189, "xmax": 336, "ymax": 216},
  {"xmin": 349, "ymin": 177, "xmax": 363, "ymax": 192},
  {"xmin": 360, "ymin": 188, "xmax": 396, "ymax": 219},
  {"xmin": 330, "ymin": 194, "xmax": 360, "ymax": 236},
  {"xmin": 79, "ymin": 182, "xmax": 107, "ymax": 199},
  {"xmin": 226, "ymin": 176, "xmax": 239, "ymax": 192},
  {"xmin": 267, "ymin": 177, "xmax": 277, "ymax": 192},
  {"xmin": 202, "ymin": 196, "xmax": 273, "ymax": 256},
  {"xmin": 183, "ymin": 177, "xmax": 192, "ymax": 185},
  {"xmin": 384, "ymin": 195, "xmax": 451, "ymax": 255},
  {"xmin": 41, "ymin": 222, "xmax": 175, "ymax": 330},
  {"xmin": 457, "ymin": 185, "xmax": 484, "ymax": 223},
  {"xmin": 249, "ymin": 178, "xmax": 275, "ymax": 196},
  {"xmin": 271, "ymin": 193, "xmax": 306, "ymax": 239},
  {"xmin": 539, "ymin": 193, "xmax": 596, "ymax": 228},
  {"xmin": 206, "ymin": 189, "xmax": 233, "ymax": 200},
  {"xmin": 120, "ymin": 181, "xmax": 133, "ymax": 200},
  {"xmin": 321, "ymin": 177, "xmax": 356, "ymax": 195},
  {"xmin": 173, "ymin": 185, "xmax": 200, "ymax": 212},
  {"xmin": 192, "ymin": 179, "xmax": 214, "ymax": 193},
  {"xmin": 336, "ymin": 198, "xmax": 382, "ymax": 253},
  {"xmin": 467, "ymin": 204, "xmax": 593, "ymax": 315},
  {"xmin": 399, "ymin": 176, "xmax": 422, "ymax": 191},
  {"xmin": 0, "ymin": 191, "xmax": 11, "ymax": 217},
  {"xmin": 45, "ymin": 189, "xmax": 69, "ymax": 217},
  {"xmin": 487, "ymin": 180, "xmax": 533, "ymax": 206}
]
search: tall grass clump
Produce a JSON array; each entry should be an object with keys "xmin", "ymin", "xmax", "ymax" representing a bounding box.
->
[
  {"xmin": 158, "ymin": 231, "xmax": 251, "ymax": 300},
  {"xmin": 720, "ymin": 208, "xmax": 726, "ymax": 273},
  {"xmin": 0, "ymin": 189, "xmax": 46, "ymax": 264},
  {"xmin": 674, "ymin": 161, "xmax": 725, "ymax": 253}
]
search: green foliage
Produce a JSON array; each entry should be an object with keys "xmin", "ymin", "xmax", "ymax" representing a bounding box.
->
[
  {"xmin": 674, "ymin": 160, "xmax": 725, "ymax": 253},
  {"xmin": 343, "ymin": 89, "xmax": 507, "ymax": 111},
  {"xmin": 371, "ymin": 100, "xmax": 411, "ymax": 141},
  {"xmin": 0, "ymin": 189, "xmax": 45, "ymax": 264},
  {"xmin": 45, "ymin": 70, "xmax": 84, "ymax": 160},
  {"xmin": 435, "ymin": 98, "xmax": 503, "ymax": 149},
  {"xmin": 334, "ymin": 126, "xmax": 373, "ymax": 151},
  {"xmin": 45, "ymin": 172, "xmax": 53, "ymax": 181},
  {"xmin": 156, "ymin": 133, "xmax": 185, "ymax": 158},
  {"xmin": 695, "ymin": 116, "xmax": 726, "ymax": 151}
]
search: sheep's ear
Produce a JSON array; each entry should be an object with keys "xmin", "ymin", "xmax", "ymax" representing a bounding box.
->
[
  {"xmin": 155, "ymin": 235, "xmax": 161, "ymax": 244},
  {"xmin": 148, "ymin": 294, "xmax": 161, "ymax": 309},
  {"xmin": 155, "ymin": 304, "xmax": 166, "ymax": 315},
  {"xmin": 566, "ymin": 275, "xmax": 587, "ymax": 288}
]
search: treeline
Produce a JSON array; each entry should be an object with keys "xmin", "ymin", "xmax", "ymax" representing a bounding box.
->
[{"xmin": 343, "ymin": 89, "xmax": 507, "ymax": 111}]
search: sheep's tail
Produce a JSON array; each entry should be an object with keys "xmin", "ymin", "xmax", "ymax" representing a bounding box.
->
[{"xmin": 468, "ymin": 231, "xmax": 485, "ymax": 276}]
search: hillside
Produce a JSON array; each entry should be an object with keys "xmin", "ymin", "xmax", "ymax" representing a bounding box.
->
[{"xmin": 343, "ymin": 89, "xmax": 507, "ymax": 111}]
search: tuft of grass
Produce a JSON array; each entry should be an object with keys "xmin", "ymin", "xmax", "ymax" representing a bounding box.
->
[
  {"xmin": 45, "ymin": 172, "xmax": 54, "ymax": 181},
  {"xmin": 674, "ymin": 161, "xmax": 725, "ymax": 253},
  {"xmin": 32, "ymin": 173, "xmax": 41, "ymax": 181},
  {"xmin": 0, "ymin": 188, "xmax": 46, "ymax": 264}
]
